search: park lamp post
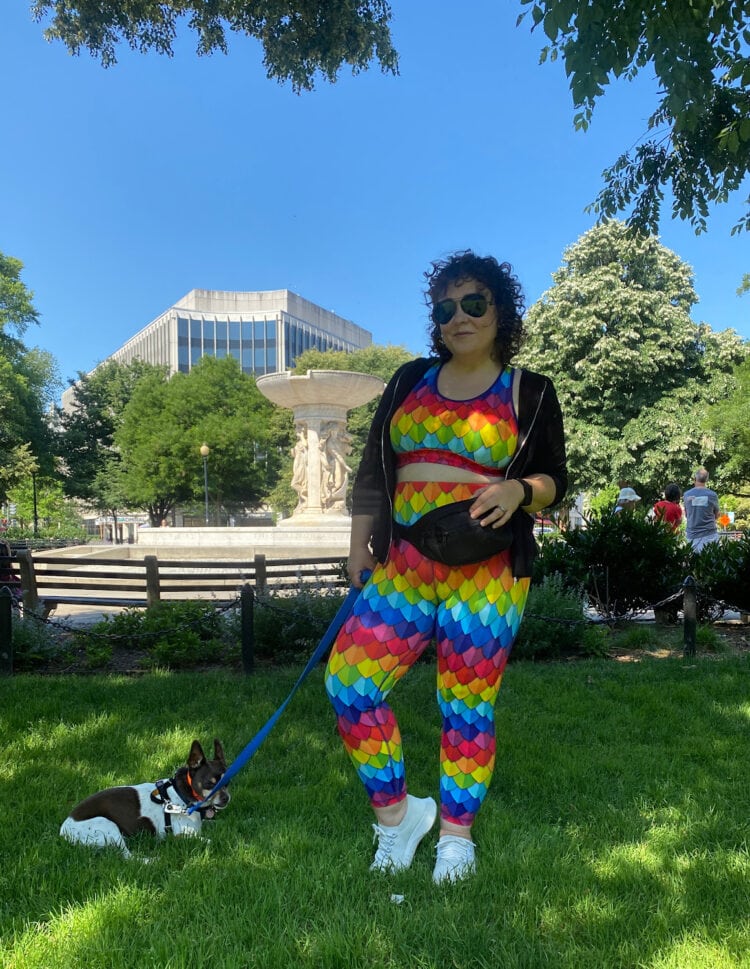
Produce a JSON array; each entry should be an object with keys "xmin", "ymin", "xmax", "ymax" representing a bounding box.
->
[
  {"xmin": 31, "ymin": 471, "xmax": 39, "ymax": 536},
  {"xmin": 200, "ymin": 443, "xmax": 210, "ymax": 525}
]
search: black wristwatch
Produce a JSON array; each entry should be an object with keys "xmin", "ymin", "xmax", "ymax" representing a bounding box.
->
[{"xmin": 518, "ymin": 478, "xmax": 533, "ymax": 507}]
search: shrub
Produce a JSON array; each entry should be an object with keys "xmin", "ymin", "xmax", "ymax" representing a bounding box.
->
[
  {"xmin": 514, "ymin": 574, "xmax": 598, "ymax": 659},
  {"xmin": 80, "ymin": 601, "xmax": 233, "ymax": 670},
  {"xmin": 612, "ymin": 623, "xmax": 664, "ymax": 653},
  {"xmin": 690, "ymin": 532, "xmax": 750, "ymax": 613},
  {"xmin": 10, "ymin": 615, "xmax": 71, "ymax": 671},
  {"xmin": 695, "ymin": 624, "xmax": 729, "ymax": 653},
  {"xmin": 535, "ymin": 512, "xmax": 688, "ymax": 619},
  {"xmin": 251, "ymin": 589, "xmax": 346, "ymax": 664}
]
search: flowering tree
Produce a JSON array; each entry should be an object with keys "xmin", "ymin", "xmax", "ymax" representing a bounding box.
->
[{"xmin": 518, "ymin": 221, "xmax": 748, "ymax": 498}]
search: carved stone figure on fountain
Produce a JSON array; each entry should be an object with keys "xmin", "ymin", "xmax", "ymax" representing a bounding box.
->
[
  {"xmin": 291, "ymin": 424, "xmax": 308, "ymax": 514},
  {"xmin": 320, "ymin": 422, "xmax": 352, "ymax": 513},
  {"xmin": 255, "ymin": 369, "xmax": 384, "ymax": 525}
]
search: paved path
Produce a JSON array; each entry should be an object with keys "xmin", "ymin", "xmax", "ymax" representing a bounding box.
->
[{"xmin": 43, "ymin": 602, "xmax": 143, "ymax": 628}]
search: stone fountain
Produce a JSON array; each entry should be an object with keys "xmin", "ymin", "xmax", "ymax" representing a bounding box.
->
[
  {"xmin": 256, "ymin": 369, "xmax": 385, "ymax": 527},
  {"xmin": 136, "ymin": 369, "xmax": 384, "ymax": 557}
]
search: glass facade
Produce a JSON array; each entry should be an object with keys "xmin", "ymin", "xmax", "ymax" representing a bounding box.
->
[{"xmin": 175, "ymin": 312, "xmax": 358, "ymax": 376}]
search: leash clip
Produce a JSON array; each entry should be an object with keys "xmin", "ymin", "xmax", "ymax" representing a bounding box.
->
[{"xmin": 164, "ymin": 801, "xmax": 188, "ymax": 815}]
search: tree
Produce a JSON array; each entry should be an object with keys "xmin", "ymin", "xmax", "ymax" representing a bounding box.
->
[
  {"xmin": 0, "ymin": 253, "xmax": 59, "ymax": 503},
  {"xmin": 517, "ymin": 221, "xmax": 748, "ymax": 498},
  {"xmin": 0, "ymin": 252, "xmax": 39, "ymax": 335},
  {"xmin": 704, "ymin": 357, "xmax": 750, "ymax": 497},
  {"xmin": 116, "ymin": 355, "xmax": 281, "ymax": 523},
  {"xmin": 518, "ymin": 0, "xmax": 750, "ymax": 234},
  {"xmin": 57, "ymin": 359, "xmax": 163, "ymax": 539},
  {"xmin": 5, "ymin": 476, "xmax": 85, "ymax": 535},
  {"xmin": 31, "ymin": 0, "xmax": 398, "ymax": 91}
]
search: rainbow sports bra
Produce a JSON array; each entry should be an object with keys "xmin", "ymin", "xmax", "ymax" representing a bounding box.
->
[{"xmin": 389, "ymin": 364, "xmax": 518, "ymax": 476}]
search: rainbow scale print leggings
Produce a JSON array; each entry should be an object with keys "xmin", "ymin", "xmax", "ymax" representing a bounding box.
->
[{"xmin": 325, "ymin": 482, "xmax": 530, "ymax": 827}]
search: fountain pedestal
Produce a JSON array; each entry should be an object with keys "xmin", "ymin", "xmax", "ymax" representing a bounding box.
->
[{"xmin": 256, "ymin": 370, "xmax": 384, "ymax": 529}]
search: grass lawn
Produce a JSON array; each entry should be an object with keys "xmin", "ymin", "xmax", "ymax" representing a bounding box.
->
[{"xmin": 1, "ymin": 655, "xmax": 749, "ymax": 969}]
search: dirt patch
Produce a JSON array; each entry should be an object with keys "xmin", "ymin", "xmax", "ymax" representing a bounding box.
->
[{"xmin": 611, "ymin": 621, "xmax": 750, "ymax": 663}]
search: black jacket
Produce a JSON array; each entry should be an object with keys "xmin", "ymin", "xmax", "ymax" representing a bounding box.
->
[{"xmin": 352, "ymin": 358, "xmax": 568, "ymax": 577}]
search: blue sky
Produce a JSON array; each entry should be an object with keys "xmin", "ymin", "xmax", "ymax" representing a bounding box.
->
[{"xmin": 2, "ymin": 0, "xmax": 748, "ymax": 390}]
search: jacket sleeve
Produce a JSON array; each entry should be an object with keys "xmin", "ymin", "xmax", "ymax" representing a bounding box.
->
[
  {"xmin": 536, "ymin": 379, "xmax": 568, "ymax": 506},
  {"xmin": 350, "ymin": 367, "xmax": 400, "ymax": 518},
  {"xmin": 515, "ymin": 372, "xmax": 568, "ymax": 507}
]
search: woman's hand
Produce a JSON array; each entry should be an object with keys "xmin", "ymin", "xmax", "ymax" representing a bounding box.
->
[
  {"xmin": 347, "ymin": 545, "xmax": 377, "ymax": 588},
  {"xmin": 469, "ymin": 481, "xmax": 525, "ymax": 529}
]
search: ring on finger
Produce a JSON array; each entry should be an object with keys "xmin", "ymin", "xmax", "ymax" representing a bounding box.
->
[{"xmin": 496, "ymin": 505, "xmax": 507, "ymax": 513}]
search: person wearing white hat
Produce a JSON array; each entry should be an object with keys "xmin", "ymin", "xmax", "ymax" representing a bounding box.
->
[{"xmin": 614, "ymin": 486, "xmax": 641, "ymax": 513}]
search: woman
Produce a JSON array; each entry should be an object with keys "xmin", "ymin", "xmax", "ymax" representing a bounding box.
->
[
  {"xmin": 614, "ymin": 487, "xmax": 641, "ymax": 514},
  {"xmin": 652, "ymin": 483, "xmax": 682, "ymax": 531},
  {"xmin": 325, "ymin": 251, "xmax": 567, "ymax": 883}
]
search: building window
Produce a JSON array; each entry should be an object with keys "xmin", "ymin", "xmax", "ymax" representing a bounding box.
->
[
  {"xmin": 177, "ymin": 318, "xmax": 189, "ymax": 373},
  {"xmin": 216, "ymin": 320, "xmax": 227, "ymax": 359},
  {"xmin": 190, "ymin": 318, "xmax": 202, "ymax": 368},
  {"xmin": 203, "ymin": 320, "xmax": 215, "ymax": 357}
]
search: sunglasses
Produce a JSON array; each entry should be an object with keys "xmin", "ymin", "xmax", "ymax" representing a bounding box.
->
[{"xmin": 431, "ymin": 293, "xmax": 491, "ymax": 326}]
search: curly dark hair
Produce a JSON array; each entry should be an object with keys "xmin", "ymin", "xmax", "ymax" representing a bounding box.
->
[
  {"xmin": 424, "ymin": 250, "xmax": 526, "ymax": 365},
  {"xmin": 664, "ymin": 483, "xmax": 681, "ymax": 502}
]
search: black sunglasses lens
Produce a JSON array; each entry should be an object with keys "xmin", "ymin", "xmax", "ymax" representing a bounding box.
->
[
  {"xmin": 461, "ymin": 295, "xmax": 488, "ymax": 317},
  {"xmin": 432, "ymin": 300, "xmax": 456, "ymax": 326},
  {"xmin": 433, "ymin": 294, "xmax": 488, "ymax": 326}
]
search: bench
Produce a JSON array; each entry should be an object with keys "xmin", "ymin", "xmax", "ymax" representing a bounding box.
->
[{"xmin": 15, "ymin": 550, "xmax": 347, "ymax": 618}]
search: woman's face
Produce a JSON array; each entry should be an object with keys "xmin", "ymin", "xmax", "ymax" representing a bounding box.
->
[{"xmin": 434, "ymin": 278, "xmax": 498, "ymax": 361}]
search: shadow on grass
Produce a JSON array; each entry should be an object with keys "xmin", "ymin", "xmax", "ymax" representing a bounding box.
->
[{"xmin": 2, "ymin": 658, "xmax": 749, "ymax": 968}]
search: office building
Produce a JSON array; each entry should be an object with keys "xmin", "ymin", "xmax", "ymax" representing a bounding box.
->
[{"xmin": 62, "ymin": 288, "xmax": 372, "ymax": 410}]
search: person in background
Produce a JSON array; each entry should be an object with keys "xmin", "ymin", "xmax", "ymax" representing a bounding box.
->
[
  {"xmin": 652, "ymin": 483, "xmax": 683, "ymax": 532},
  {"xmin": 614, "ymin": 487, "xmax": 641, "ymax": 513},
  {"xmin": 683, "ymin": 468, "xmax": 720, "ymax": 551},
  {"xmin": 325, "ymin": 251, "xmax": 567, "ymax": 884}
]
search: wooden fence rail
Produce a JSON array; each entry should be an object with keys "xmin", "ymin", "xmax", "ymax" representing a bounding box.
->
[{"xmin": 15, "ymin": 550, "xmax": 348, "ymax": 617}]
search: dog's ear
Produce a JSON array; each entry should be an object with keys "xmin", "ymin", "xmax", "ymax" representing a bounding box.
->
[
  {"xmin": 188, "ymin": 740, "xmax": 206, "ymax": 769},
  {"xmin": 213, "ymin": 739, "xmax": 226, "ymax": 767}
]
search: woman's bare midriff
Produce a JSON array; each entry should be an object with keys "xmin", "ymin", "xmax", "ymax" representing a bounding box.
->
[{"xmin": 396, "ymin": 462, "xmax": 500, "ymax": 485}]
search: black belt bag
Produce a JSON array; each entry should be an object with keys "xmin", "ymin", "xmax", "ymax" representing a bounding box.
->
[{"xmin": 394, "ymin": 499, "xmax": 513, "ymax": 566}]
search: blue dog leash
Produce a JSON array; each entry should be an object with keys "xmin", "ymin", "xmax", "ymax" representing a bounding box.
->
[{"xmin": 187, "ymin": 572, "xmax": 369, "ymax": 814}]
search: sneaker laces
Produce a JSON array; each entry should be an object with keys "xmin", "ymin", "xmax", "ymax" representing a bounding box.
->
[
  {"xmin": 371, "ymin": 823, "xmax": 399, "ymax": 868},
  {"xmin": 436, "ymin": 837, "xmax": 475, "ymax": 867},
  {"xmin": 434, "ymin": 835, "xmax": 476, "ymax": 883}
]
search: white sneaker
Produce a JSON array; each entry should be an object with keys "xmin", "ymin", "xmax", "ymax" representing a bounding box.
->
[
  {"xmin": 432, "ymin": 835, "xmax": 476, "ymax": 884},
  {"xmin": 370, "ymin": 795, "xmax": 437, "ymax": 872}
]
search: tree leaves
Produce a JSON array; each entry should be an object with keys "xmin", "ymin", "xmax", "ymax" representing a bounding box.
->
[
  {"xmin": 517, "ymin": 221, "xmax": 749, "ymax": 498},
  {"xmin": 520, "ymin": 0, "xmax": 750, "ymax": 233},
  {"xmin": 115, "ymin": 355, "xmax": 281, "ymax": 520},
  {"xmin": 0, "ymin": 253, "xmax": 58, "ymax": 502},
  {"xmin": 31, "ymin": 0, "xmax": 399, "ymax": 92}
]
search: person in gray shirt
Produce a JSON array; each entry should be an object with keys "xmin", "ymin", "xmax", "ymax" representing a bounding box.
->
[{"xmin": 683, "ymin": 468, "xmax": 720, "ymax": 551}]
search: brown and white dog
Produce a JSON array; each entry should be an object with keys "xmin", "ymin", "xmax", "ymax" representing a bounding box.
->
[{"xmin": 60, "ymin": 739, "xmax": 231, "ymax": 858}]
